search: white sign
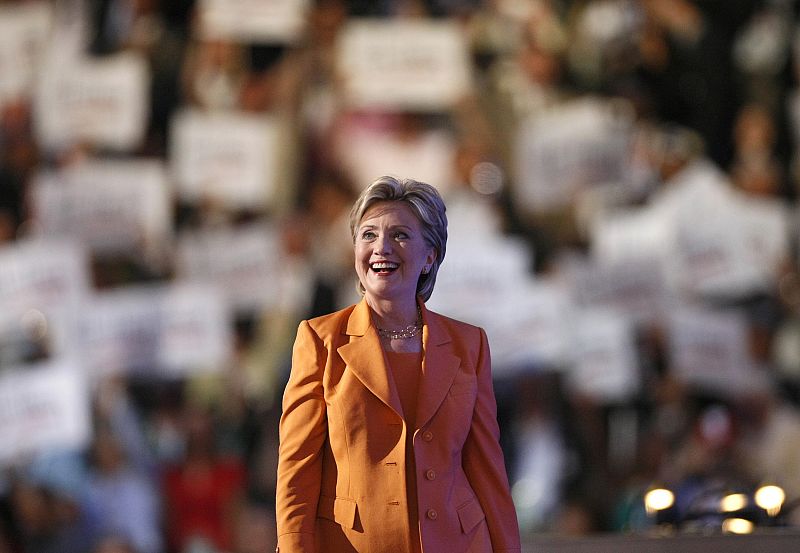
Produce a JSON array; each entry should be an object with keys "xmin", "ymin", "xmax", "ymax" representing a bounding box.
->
[
  {"xmin": 663, "ymin": 163, "xmax": 789, "ymax": 297},
  {"xmin": 482, "ymin": 281, "xmax": 574, "ymax": 373},
  {"xmin": 79, "ymin": 288, "xmax": 158, "ymax": 376},
  {"xmin": 335, "ymin": 123, "xmax": 456, "ymax": 195},
  {"xmin": 30, "ymin": 159, "xmax": 171, "ymax": 258},
  {"xmin": 170, "ymin": 109, "xmax": 279, "ymax": 210},
  {"xmin": 590, "ymin": 206, "xmax": 672, "ymax": 266},
  {"xmin": 81, "ymin": 284, "xmax": 233, "ymax": 377},
  {"xmin": 514, "ymin": 98, "xmax": 633, "ymax": 213},
  {"xmin": 197, "ymin": 0, "xmax": 310, "ymax": 43},
  {"xmin": 568, "ymin": 308, "xmax": 639, "ymax": 402},
  {"xmin": 337, "ymin": 19, "xmax": 472, "ymax": 110},
  {"xmin": 428, "ymin": 235, "xmax": 532, "ymax": 318},
  {"xmin": 572, "ymin": 256, "xmax": 668, "ymax": 324},
  {"xmin": 667, "ymin": 306, "xmax": 756, "ymax": 395},
  {"xmin": 34, "ymin": 52, "xmax": 149, "ymax": 151},
  {"xmin": 445, "ymin": 189, "xmax": 504, "ymax": 239},
  {"xmin": 0, "ymin": 239, "xmax": 91, "ymax": 315},
  {"xmin": 428, "ymin": 237, "xmax": 569, "ymax": 374},
  {"xmin": 593, "ymin": 159, "xmax": 791, "ymax": 299},
  {"xmin": 735, "ymin": 195, "xmax": 790, "ymax": 287},
  {"xmin": 0, "ymin": 1, "xmax": 52, "ymax": 108},
  {"xmin": 0, "ymin": 360, "xmax": 91, "ymax": 464},
  {"xmin": 668, "ymin": 173, "xmax": 748, "ymax": 297},
  {"xmin": 175, "ymin": 222, "xmax": 283, "ymax": 312},
  {"xmin": 159, "ymin": 285, "xmax": 234, "ymax": 373}
]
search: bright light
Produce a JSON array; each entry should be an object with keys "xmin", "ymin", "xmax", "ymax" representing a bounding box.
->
[
  {"xmin": 722, "ymin": 518, "xmax": 754, "ymax": 534},
  {"xmin": 720, "ymin": 493, "xmax": 748, "ymax": 512},
  {"xmin": 755, "ymin": 484, "xmax": 785, "ymax": 517},
  {"xmin": 644, "ymin": 488, "xmax": 674, "ymax": 515}
]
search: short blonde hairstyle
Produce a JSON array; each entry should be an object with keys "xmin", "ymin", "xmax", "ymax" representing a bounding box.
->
[{"xmin": 349, "ymin": 176, "xmax": 447, "ymax": 302}]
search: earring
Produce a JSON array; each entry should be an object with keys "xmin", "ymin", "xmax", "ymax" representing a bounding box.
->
[{"xmin": 422, "ymin": 266, "xmax": 430, "ymax": 274}]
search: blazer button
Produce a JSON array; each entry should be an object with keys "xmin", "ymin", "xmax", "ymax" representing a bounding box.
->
[
  {"xmin": 426, "ymin": 508, "xmax": 438, "ymax": 520},
  {"xmin": 422, "ymin": 430, "xmax": 433, "ymax": 442},
  {"xmin": 425, "ymin": 469, "xmax": 436, "ymax": 481}
]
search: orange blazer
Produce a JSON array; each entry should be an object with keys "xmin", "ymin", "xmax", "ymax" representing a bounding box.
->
[{"xmin": 276, "ymin": 298, "xmax": 521, "ymax": 553}]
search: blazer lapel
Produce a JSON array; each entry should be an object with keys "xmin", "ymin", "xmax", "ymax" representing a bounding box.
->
[
  {"xmin": 416, "ymin": 301, "xmax": 461, "ymax": 430},
  {"xmin": 337, "ymin": 299, "xmax": 404, "ymax": 419}
]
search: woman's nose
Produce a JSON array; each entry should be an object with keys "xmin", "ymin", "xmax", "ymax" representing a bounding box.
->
[{"xmin": 374, "ymin": 234, "xmax": 392, "ymax": 254}]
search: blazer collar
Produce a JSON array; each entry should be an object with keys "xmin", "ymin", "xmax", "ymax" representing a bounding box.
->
[
  {"xmin": 344, "ymin": 296, "xmax": 372, "ymax": 337},
  {"xmin": 338, "ymin": 298, "xmax": 462, "ymax": 430},
  {"xmin": 417, "ymin": 299, "xmax": 461, "ymax": 430},
  {"xmin": 338, "ymin": 298, "xmax": 403, "ymax": 417}
]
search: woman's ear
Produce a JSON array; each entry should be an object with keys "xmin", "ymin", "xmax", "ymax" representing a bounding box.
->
[{"xmin": 425, "ymin": 248, "xmax": 436, "ymax": 272}]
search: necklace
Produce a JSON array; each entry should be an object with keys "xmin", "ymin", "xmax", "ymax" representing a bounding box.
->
[{"xmin": 376, "ymin": 307, "xmax": 422, "ymax": 340}]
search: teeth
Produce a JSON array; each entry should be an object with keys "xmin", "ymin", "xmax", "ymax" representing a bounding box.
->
[{"xmin": 371, "ymin": 262, "xmax": 398, "ymax": 270}]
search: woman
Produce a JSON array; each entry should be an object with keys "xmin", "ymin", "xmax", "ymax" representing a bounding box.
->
[{"xmin": 276, "ymin": 176, "xmax": 521, "ymax": 552}]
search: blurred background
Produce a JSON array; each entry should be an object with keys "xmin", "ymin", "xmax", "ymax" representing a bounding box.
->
[{"xmin": 1, "ymin": 0, "xmax": 800, "ymax": 551}]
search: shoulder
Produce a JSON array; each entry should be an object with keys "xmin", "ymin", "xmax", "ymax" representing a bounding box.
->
[{"xmin": 425, "ymin": 306, "xmax": 485, "ymax": 342}]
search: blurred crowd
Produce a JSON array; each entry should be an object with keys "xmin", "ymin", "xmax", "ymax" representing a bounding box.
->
[{"xmin": 2, "ymin": 0, "xmax": 800, "ymax": 551}]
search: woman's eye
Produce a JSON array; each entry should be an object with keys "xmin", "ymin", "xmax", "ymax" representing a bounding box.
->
[
  {"xmin": 395, "ymin": 232, "xmax": 408, "ymax": 240},
  {"xmin": 361, "ymin": 231, "xmax": 376, "ymax": 240}
]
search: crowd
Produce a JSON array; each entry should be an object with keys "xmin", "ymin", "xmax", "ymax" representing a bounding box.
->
[{"xmin": 1, "ymin": 0, "xmax": 800, "ymax": 551}]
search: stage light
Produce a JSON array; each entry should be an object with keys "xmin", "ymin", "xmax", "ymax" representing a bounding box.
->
[
  {"xmin": 755, "ymin": 484, "xmax": 785, "ymax": 517},
  {"xmin": 644, "ymin": 487, "xmax": 674, "ymax": 515},
  {"xmin": 722, "ymin": 518, "xmax": 754, "ymax": 534},
  {"xmin": 720, "ymin": 493, "xmax": 748, "ymax": 513}
]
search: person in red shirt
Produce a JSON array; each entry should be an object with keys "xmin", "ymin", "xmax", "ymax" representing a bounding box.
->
[{"xmin": 163, "ymin": 405, "xmax": 246, "ymax": 552}]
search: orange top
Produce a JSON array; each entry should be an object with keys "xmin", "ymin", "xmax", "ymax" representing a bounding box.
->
[
  {"xmin": 386, "ymin": 350, "xmax": 423, "ymax": 553},
  {"xmin": 386, "ymin": 350, "xmax": 422, "ymax": 426}
]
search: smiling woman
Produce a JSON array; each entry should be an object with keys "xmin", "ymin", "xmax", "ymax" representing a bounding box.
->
[
  {"xmin": 352, "ymin": 201, "xmax": 435, "ymax": 333},
  {"xmin": 276, "ymin": 176, "xmax": 521, "ymax": 553},
  {"xmin": 349, "ymin": 176, "xmax": 447, "ymax": 305}
]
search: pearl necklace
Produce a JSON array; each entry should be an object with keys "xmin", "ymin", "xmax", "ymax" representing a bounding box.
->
[{"xmin": 376, "ymin": 307, "xmax": 422, "ymax": 340}]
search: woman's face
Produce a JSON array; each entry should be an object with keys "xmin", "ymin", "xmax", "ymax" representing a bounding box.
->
[{"xmin": 354, "ymin": 201, "xmax": 435, "ymax": 306}]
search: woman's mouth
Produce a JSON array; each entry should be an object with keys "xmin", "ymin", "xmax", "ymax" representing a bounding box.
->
[{"xmin": 370, "ymin": 261, "xmax": 399, "ymax": 275}]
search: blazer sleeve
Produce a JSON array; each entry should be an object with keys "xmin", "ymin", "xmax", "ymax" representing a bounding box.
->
[
  {"xmin": 276, "ymin": 320, "xmax": 328, "ymax": 553},
  {"xmin": 462, "ymin": 328, "xmax": 521, "ymax": 553}
]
